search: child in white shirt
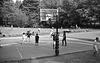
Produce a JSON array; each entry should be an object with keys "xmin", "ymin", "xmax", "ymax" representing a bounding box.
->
[
  {"xmin": 22, "ymin": 33, "xmax": 27, "ymax": 43},
  {"xmin": 93, "ymin": 37, "xmax": 99, "ymax": 54}
]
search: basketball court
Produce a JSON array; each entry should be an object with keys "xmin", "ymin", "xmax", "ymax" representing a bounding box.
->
[{"xmin": 0, "ymin": 35, "xmax": 93, "ymax": 62}]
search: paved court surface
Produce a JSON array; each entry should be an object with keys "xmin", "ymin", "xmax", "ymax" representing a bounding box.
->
[{"xmin": 0, "ymin": 35, "xmax": 94, "ymax": 62}]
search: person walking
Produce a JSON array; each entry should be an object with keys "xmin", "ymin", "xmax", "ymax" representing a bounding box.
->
[
  {"xmin": 35, "ymin": 33, "xmax": 39, "ymax": 46},
  {"xmin": 62, "ymin": 31, "xmax": 67, "ymax": 46},
  {"xmin": 93, "ymin": 37, "xmax": 99, "ymax": 54}
]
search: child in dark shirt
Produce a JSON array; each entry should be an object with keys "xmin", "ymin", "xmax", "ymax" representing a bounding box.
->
[
  {"xmin": 35, "ymin": 33, "xmax": 39, "ymax": 46},
  {"xmin": 62, "ymin": 31, "xmax": 67, "ymax": 46},
  {"xmin": 26, "ymin": 31, "xmax": 31, "ymax": 42}
]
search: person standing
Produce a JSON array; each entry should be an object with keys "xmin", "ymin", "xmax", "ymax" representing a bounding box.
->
[
  {"xmin": 11, "ymin": 25, "xmax": 13, "ymax": 29},
  {"xmin": 0, "ymin": 40, "xmax": 2, "ymax": 48},
  {"xmin": 0, "ymin": 30, "xmax": 2, "ymax": 35},
  {"xmin": 93, "ymin": 37, "xmax": 99, "ymax": 54},
  {"xmin": 62, "ymin": 31, "xmax": 67, "ymax": 46},
  {"xmin": 50, "ymin": 27, "xmax": 54, "ymax": 37},
  {"xmin": 52, "ymin": 33, "xmax": 56, "ymax": 49},
  {"xmin": 26, "ymin": 31, "xmax": 31, "ymax": 42},
  {"xmin": 35, "ymin": 33, "xmax": 39, "ymax": 46},
  {"xmin": 22, "ymin": 33, "xmax": 27, "ymax": 43},
  {"xmin": 38, "ymin": 28, "xmax": 41, "ymax": 33}
]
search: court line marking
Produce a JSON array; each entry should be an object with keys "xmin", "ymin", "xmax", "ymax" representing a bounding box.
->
[
  {"xmin": 0, "ymin": 37, "xmax": 22, "ymax": 40},
  {"xmin": 68, "ymin": 42, "xmax": 93, "ymax": 45},
  {"xmin": 0, "ymin": 36, "xmax": 94, "ymax": 47},
  {"xmin": 1, "ymin": 43, "xmax": 17, "ymax": 46},
  {"xmin": 15, "ymin": 45, "xmax": 23, "ymax": 59},
  {"xmin": 0, "ymin": 38, "xmax": 93, "ymax": 46}
]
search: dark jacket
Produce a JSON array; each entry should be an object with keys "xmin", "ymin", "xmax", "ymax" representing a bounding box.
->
[{"xmin": 35, "ymin": 35, "xmax": 39, "ymax": 43}]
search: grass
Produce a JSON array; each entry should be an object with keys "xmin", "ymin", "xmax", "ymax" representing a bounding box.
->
[{"xmin": 0, "ymin": 27, "xmax": 89, "ymax": 37}]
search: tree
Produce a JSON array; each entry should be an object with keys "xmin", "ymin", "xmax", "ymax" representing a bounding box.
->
[
  {"xmin": 41, "ymin": 0, "xmax": 60, "ymax": 9},
  {"xmin": 1, "ymin": 0, "xmax": 28, "ymax": 27},
  {"xmin": 40, "ymin": 0, "xmax": 64, "ymax": 27},
  {"xmin": 0, "ymin": 0, "xmax": 4, "ymax": 26},
  {"xmin": 1, "ymin": 0, "xmax": 15, "ymax": 26},
  {"xmin": 61, "ymin": 0, "xmax": 100, "ymax": 28},
  {"xmin": 76, "ymin": 0, "xmax": 100, "ymax": 28},
  {"xmin": 61, "ymin": 0, "xmax": 79, "ymax": 27},
  {"xmin": 20, "ymin": 0, "xmax": 40, "ymax": 27}
]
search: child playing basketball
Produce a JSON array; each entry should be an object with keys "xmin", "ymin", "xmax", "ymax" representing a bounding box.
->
[
  {"xmin": 93, "ymin": 37, "xmax": 99, "ymax": 54},
  {"xmin": 35, "ymin": 33, "xmax": 39, "ymax": 46}
]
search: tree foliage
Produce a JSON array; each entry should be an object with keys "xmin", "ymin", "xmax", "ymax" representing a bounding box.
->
[
  {"xmin": 0, "ymin": 0, "xmax": 4, "ymax": 26},
  {"xmin": 62, "ymin": 0, "xmax": 100, "ymax": 28},
  {"xmin": 20, "ymin": 0, "xmax": 40, "ymax": 27},
  {"xmin": 1, "ymin": 0, "xmax": 100, "ymax": 28},
  {"xmin": 1, "ymin": 0, "xmax": 28, "ymax": 27}
]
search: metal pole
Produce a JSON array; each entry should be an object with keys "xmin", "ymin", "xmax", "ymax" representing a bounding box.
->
[
  {"xmin": 55, "ymin": 11, "xmax": 59, "ymax": 56},
  {"xmin": 55, "ymin": 0, "xmax": 60, "ymax": 56}
]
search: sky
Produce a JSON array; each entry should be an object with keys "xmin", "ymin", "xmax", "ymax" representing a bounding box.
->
[{"xmin": 12, "ymin": 0, "xmax": 24, "ymax": 3}]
